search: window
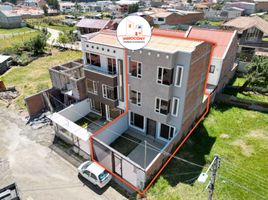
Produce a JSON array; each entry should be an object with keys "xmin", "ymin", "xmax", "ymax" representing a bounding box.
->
[
  {"xmin": 159, "ymin": 124, "xmax": 175, "ymax": 141},
  {"xmin": 130, "ymin": 61, "xmax": 142, "ymax": 78},
  {"xmin": 86, "ymin": 79, "xmax": 98, "ymax": 94},
  {"xmin": 102, "ymin": 84, "xmax": 118, "ymax": 100},
  {"xmin": 83, "ymin": 170, "xmax": 90, "ymax": 176},
  {"xmin": 171, "ymin": 97, "xmax": 179, "ymax": 117},
  {"xmin": 107, "ymin": 58, "xmax": 116, "ymax": 75},
  {"xmin": 90, "ymin": 53, "xmax": 101, "ymax": 67},
  {"xmin": 130, "ymin": 90, "xmax": 141, "ymax": 106},
  {"xmin": 130, "ymin": 112, "xmax": 144, "ymax": 130},
  {"xmin": 90, "ymin": 173, "xmax": 97, "ymax": 180},
  {"xmin": 209, "ymin": 65, "xmax": 215, "ymax": 73},
  {"xmin": 107, "ymin": 106, "xmax": 121, "ymax": 120},
  {"xmin": 91, "ymin": 99, "xmax": 101, "ymax": 113},
  {"xmin": 175, "ymin": 66, "xmax": 183, "ymax": 87},
  {"xmin": 157, "ymin": 67, "xmax": 173, "ymax": 86},
  {"xmin": 155, "ymin": 98, "xmax": 169, "ymax": 115},
  {"xmin": 158, "ymin": 17, "xmax": 164, "ymax": 22}
]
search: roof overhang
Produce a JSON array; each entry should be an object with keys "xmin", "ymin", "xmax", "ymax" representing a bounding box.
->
[{"xmin": 47, "ymin": 113, "xmax": 90, "ymax": 141}]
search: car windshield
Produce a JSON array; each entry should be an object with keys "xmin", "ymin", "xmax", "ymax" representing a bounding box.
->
[
  {"xmin": 81, "ymin": 162, "xmax": 91, "ymax": 170},
  {"xmin": 98, "ymin": 170, "xmax": 109, "ymax": 181}
]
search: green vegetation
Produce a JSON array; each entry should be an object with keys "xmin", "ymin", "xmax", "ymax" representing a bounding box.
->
[
  {"xmin": 75, "ymin": 113, "xmax": 101, "ymax": 128},
  {"xmin": 195, "ymin": 20, "xmax": 224, "ymax": 28},
  {"xmin": 111, "ymin": 133, "xmax": 142, "ymax": 156},
  {"xmin": 128, "ymin": 3, "xmax": 139, "ymax": 14},
  {"xmin": 0, "ymin": 27, "xmax": 34, "ymax": 34},
  {"xmin": 0, "ymin": 50, "xmax": 82, "ymax": 109},
  {"xmin": 147, "ymin": 105, "xmax": 268, "ymax": 200},
  {"xmin": 0, "ymin": 31, "xmax": 40, "ymax": 53}
]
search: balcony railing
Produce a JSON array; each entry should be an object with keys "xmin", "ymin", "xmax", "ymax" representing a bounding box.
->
[{"xmin": 84, "ymin": 64, "xmax": 117, "ymax": 77}]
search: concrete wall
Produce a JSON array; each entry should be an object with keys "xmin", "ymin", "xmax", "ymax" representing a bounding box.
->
[
  {"xmin": 96, "ymin": 113, "xmax": 128, "ymax": 145},
  {"xmin": 59, "ymin": 98, "xmax": 91, "ymax": 121}
]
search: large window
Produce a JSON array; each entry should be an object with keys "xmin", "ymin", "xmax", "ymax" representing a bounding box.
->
[
  {"xmin": 130, "ymin": 61, "xmax": 142, "ymax": 78},
  {"xmin": 91, "ymin": 99, "xmax": 101, "ymax": 113},
  {"xmin": 86, "ymin": 79, "xmax": 98, "ymax": 94},
  {"xmin": 108, "ymin": 58, "xmax": 116, "ymax": 75},
  {"xmin": 130, "ymin": 112, "xmax": 144, "ymax": 130},
  {"xmin": 130, "ymin": 90, "xmax": 141, "ymax": 106},
  {"xmin": 90, "ymin": 53, "xmax": 101, "ymax": 67},
  {"xmin": 157, "ymin": 67, "xmax": 173, "ymax": 86},
  {"xmin": 107, "ymin": 106, "xmax": 121, "ymax": 120},
  {"xmin": 102, "ymin": 84, "xmax": 118, "ymax": 100},
  {"xmin": 155, "ymin": 98, "xmax": 169, "ymax": 115},
  {"xmin": 171, "ymin": 97, "xmax": 179, "ymax": 117},
  {"xmin": 175, "ymin": 66, "xmax": 183, "ymax": 87},
  {"xmin": 159, "ymin": 123, "xmax": 175, "ymax": 141}
]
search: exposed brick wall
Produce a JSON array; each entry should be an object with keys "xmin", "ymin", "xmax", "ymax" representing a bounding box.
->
[
  {"xmin": 165, "ymin": 13, "xmax": 204, "ymax": 25},
  {"xmin": 25, "ymin": 92, "xmax": 46, "ymax": 117},
  {"xmin": 256, "ymin": 2, "xmax": 268, "ymax": 11}
]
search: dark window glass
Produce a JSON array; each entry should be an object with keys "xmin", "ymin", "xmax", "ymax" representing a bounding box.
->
[
  {"xmin": 90, "ymin": 53, "xmax": 101, "ymax": 67},
  {"xmin": 108, "ymin": 58, "xmax": 116, "ymax": 75}
]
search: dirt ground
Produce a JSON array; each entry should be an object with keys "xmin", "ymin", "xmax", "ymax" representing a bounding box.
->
[{"xmin": 0, "ymin": 107, "xmax": 126, "ymax": 200}]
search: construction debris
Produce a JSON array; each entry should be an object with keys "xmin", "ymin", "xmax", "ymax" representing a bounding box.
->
[
  {"xmin": 27, "ymin": 112, "xmax": 52, "ymax": 130},
  {"xmin": 0, "ymin": 86, "xmax": 19, "ymax": 104}
]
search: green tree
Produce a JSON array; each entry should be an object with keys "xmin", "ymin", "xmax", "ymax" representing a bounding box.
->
[
  {"xmin": 42, "ymin": 5, "xmax": 48, "ymax": 16},
  {"xmin": 128, "ymin": 3, "xmax": 139, "ymax": 14},
  {"xmin": 25, "ymin": 34, "xmax": 47, "ymax": 55},
  {"xmin": 47, "ymin": 0, "xmax": 59, "ymax": 10},
  {"xmin": 57, "ymin": 32, "xmax": 69, "ymax": 48},
  {"xmin": 240, "ymin": 56, "xmax": 268, "ymax": 92}
]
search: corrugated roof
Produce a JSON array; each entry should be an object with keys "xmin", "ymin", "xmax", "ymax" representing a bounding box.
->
[
  {"xmin": 186, "ymin": 27, "xmax": 236, "ymax": 59},
  {"xmin": 222, "ymin": 16, "xmax": 268, "ymax": 34},
  {"xmin": 152, "ymin": 28, "xmax": 186, "ymax": 38},
  {"xmin": 76, "ymin": 19, "xmax": 111, "ymax": 29}
]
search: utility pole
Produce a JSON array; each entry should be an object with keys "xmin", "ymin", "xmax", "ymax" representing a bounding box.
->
[
  {"xmin": 198, "ymin": 154, "xmax": 221, "ymax": 200},
  {"xmin": 207, "ymin": 155, "xmax": 220, "ymax": 200}
]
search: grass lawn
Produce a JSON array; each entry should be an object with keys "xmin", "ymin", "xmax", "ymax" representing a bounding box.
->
[
  {"xmin": 0, "ymin": 31, "xmax": 40, "ymax": 53},
  {"xmin": 0, "ymin": 49, "xmax": 82, "ymax": 109},
  {"xmin": 226, "ymin": 76, "xmax": 268, "ymax": 103},
  {"xmin": 111, "ymin": 133, "xmax": 142, "ymax": 156},
  {"xmin": 0, "ymin": 27, "xmax": 34, "ymax": 34},
  {"xmin": 209, "ymin": 21, "xmax": 224, "ymax": 26},
  {"xmin": 41, "ymin": 23, "xmax": 75, "ymax": 32},
  {"xmin": 262, "ymin": 37, "xmax": 268, "ymax": 42},
  {"xmin": 75, "ymin": 113, "xmax": 101, "ymax": 128},
  {"xmin": 147, "ymin": 105, "xmax": 268, "ymax": 200}
]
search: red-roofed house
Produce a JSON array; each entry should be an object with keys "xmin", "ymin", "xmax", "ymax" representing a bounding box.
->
[
  {"xmin": 76, "ymin": 18, "xmax": 113, "ymax": 39},
  {"xmin": 185, "ymin": 27, "xmax": 238, "ymax": 96}
]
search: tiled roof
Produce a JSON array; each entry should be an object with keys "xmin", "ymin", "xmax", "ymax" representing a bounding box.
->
[
  {"xmin": 76, "ymin": 19, "xmax": 111, "ymax": 29},
  {"xmin": 186, "ymin": 27, "xmax": 236, "ymax": 59},
  {"xmin": 222, "ymin": 16, "xmax": 268, "ymax": 34},
  {"xmin": 152, "ymin": 28, "xmax": 186, "ymax": 38}
]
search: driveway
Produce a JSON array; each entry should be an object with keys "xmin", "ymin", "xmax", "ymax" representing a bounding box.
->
[{"xmin": 0, "ymin": 107, "xmax": 126, "ymax": 200}]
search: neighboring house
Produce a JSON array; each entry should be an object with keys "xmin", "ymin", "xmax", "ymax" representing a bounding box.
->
[
  {"xmin": 0, "ymin": 55, "xmax": 12, "ymax": 75},
  {"xmin": 185, "ymin": 27, "xmax": 238, "ymax": 96},
  {"xmin": 0, "ymin": 9, "xmax": 22, "ymax": 28},
  {"xmin": 76, "ymin": 19, "xmax": 113, "ymax": 38},
  {"xmin": 243, "ymin": 0, "xmax": 268, "ymax": 11},
  {"xmin": 204, "ymin": 8, "xmax": 242, "ymax": 20},
  {"xmin": 59, "ymin": 2, "xmax": 76, "ymax": 13},
  {"xmin": 48, "ymin": 29, "xmax": 213, "ymax": 190},
  {"xmin": 149, "ymin": 9, "xmax": 204, "ymax": 25},
  {"xmin": 224, "ymin": 1, "xmax": 256, "ymax": 15},
  {"xmin": 222, "ymin": 16, "xmax": 268, "ymax": 60}
]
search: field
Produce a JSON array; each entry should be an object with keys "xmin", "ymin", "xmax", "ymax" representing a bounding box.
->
[
  {"xmin": 147, "ymin": 105, "xmax": 268, "ymax": 200},
  {"xmin": 0, "ymin": 31, "xmax": 40, "ymax": 53},
  {"xmin": 0, "ymin": 49, "xmax": 82, "ymax": 109},
  {"xmin": 0, "ymin": 27, "xmax": 33, "ymax": 34}
]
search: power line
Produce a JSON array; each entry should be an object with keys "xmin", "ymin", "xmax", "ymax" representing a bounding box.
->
[
  {"xmin": 218, "ymin": 175, "xmax": 268, "ymax": 200},
  {"xmin": 47, "ymin": 93, "xmax": 205, "ymax": 169}
]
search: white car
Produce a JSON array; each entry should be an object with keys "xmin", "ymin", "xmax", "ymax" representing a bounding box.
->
[{"xmin": 78, "ymin": 161, "xmax": 112, "ymax": 188}]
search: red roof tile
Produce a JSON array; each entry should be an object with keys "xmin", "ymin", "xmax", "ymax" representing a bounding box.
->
[{"xmin": 186, "ymin": 27, "xmax": 236, "ymax": 58}]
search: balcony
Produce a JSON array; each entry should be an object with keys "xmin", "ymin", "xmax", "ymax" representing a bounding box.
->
[{"xmin": 84, "ymin": 64, "xmax": 117, "ymax": 78}]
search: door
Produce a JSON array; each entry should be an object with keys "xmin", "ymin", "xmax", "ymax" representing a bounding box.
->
[
  {"xmin": 146, "ymin": 118, "xmax": 156, "ymax": 138},
  {"xmin": 101, "ymin": 103, "xmax": 106, "ymax": 119},
  {"xmin": 112, "ymin": 153, "xmax": 122, "ymax": 177}
]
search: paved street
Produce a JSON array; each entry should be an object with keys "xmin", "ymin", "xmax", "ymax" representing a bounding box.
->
[{"xmin": 0, "ymin": 107, "xmax": 125, "ymax": 200}]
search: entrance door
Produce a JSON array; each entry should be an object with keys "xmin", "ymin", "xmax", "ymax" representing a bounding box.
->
[
  {"xmin": 101, "ymin": 103, "xmax": 106, "ymax": 119},
  {"xmin": 146, "ymin": 118, "xmax": 156, "ymax": 138},
  {"xmin": 112, "ymin": 153, "xmax": 122, "ymax": 176}
]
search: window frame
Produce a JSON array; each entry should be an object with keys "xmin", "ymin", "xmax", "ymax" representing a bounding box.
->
[
  {"xmin": 158, "ymin": 123, "xmax": 176, "ymax": 142},
  {"xmin": 130, "ymin": 60, "xmax": 142, "ymax": 78},
  {"xmin": 209, "ymin": 65, "xmax": 215, "ymax": 74},
  {"xmin": 86, "ymin": 79, "xmax": 98, "ymax": 95},
  {"xmin": 174, "ymin": 65, "xmax": 183, "ymax": 87},
  {"xmin": 129, "ymin": 111, "xmax": 145, "ymax": 131},
  {"xmin": 102, "ymin": 84, "xmax": 118, "ymax": 101},
  {"xmin": 130, "ymin": 89, "xmax": 141, "ymax": 106},
  {"xmin": 171, "ymin": 97, "xmax": 180, "ymax": 117},
  {"xmin": 157, "ymin": 66, "xmax": 173, "ymax": 86},
  {"xmin": 155, "ymin": 97, "xmax": 170, "ymax": 115}
]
